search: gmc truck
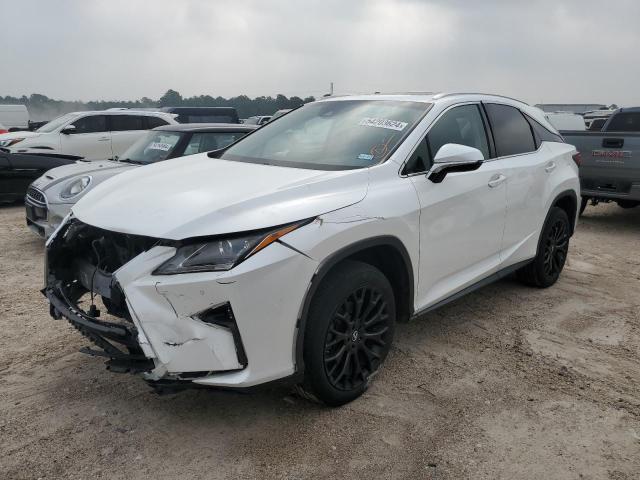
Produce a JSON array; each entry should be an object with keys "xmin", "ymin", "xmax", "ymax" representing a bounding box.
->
[{"xmin": 562, "ymin": 107, "xmax": 640, "ymax": 214}]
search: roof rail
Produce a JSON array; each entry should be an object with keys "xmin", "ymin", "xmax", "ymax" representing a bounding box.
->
[{"xmin": 433, "ymin": 92, "xmax": 529, "ymax": 105}]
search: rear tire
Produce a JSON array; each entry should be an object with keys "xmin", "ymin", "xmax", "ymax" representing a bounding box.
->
[
  {"xmin": 299, "ymin": 260, "xmax": 396, "ymax": 406},
  {"xmin": 517, "ymin": 207, "xmax": 570, "ymax": 288}
]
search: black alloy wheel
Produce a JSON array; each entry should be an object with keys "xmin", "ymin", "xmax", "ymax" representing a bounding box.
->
[
  {"xmin": 323, "ymin": 286, "xmax": 391, "ymax": 391},
  {"xmin": 542, "ymin": 218, "xmax": 569, "ymax": 278},
  {"xmin": 517, "ymin": 206, "xmax": 571, "ymax": 288},
  {"xmin": 300, "ymin": 260, "xmax": 396, "ymax": 406}
]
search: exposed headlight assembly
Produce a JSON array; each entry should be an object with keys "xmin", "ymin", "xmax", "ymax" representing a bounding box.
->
[
  {"xmin": 60, "ymin": 176, "xmax": 91, "ymax": 199},
  {"xmin": 153, "ymin": 220, "xmax": 310, "ymax": 275},
  {"xmin": 0, "ymin": 138, "xmax": 24, "ymax": 147}
]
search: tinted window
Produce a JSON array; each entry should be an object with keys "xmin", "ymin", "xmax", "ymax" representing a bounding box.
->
[
  {"xmin": 606, "ymin": 112, "xmax": 640, "ymax": 132},
  {"xmin": 485, "ymin": 104, "xmax": 536, "ymax": 156},
  {"xmin": 183, "ymin": 131, "xmax": 248, "ymax": 155},
  {"xmin": 176, "ymin": 114, "xmax": 235, "ymax": 124},
  {"xmin": 427, "ymin": 104, "xmax": 489, "ymax": 160},
  {"xmin": 525, "ymin": 115, "xmax": 564, "ymax": 147},
  {"xmin": 111, "ymin": 115, "xmax": 145, "ymax": 131},
  {"xmin": 403, "ymin": 138, "xmax": 431, "ymax": 175},
  {"xmin": 72, "ymin": 115, "xmax": 107, "ymax": 134},
  {"xmin": 146, "ymin": 116, "xmax": 169, "ymax": 129}
]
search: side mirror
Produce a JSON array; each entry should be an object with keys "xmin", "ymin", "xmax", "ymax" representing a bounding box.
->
[
  {"xmin": 428, "ymin": 143, "xmax": 484, "ymax": 183},
  {"xmin": 61, "ymin": 125, "xmax": 77, "ymax": 135}
]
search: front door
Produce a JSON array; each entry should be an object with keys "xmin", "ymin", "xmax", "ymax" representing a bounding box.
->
[
  {"xmin": 60, "ymin": 114, "xmax": 111, "ymax": 160},
  {"xmin": 409, "ymin": 104, "xmax": 507, "ymax": 309}
]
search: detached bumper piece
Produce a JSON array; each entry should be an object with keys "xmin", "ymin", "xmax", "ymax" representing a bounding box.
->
[{"xmin": 45, "ymin": 285, "xmax": 154, "ymax": 374}]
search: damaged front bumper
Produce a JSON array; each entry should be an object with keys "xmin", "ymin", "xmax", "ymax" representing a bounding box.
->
[{"xmin": 44, "ymin": 218, "xmax": 319, "ymax": 391}]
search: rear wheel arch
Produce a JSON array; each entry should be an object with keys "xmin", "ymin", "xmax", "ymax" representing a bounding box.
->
[
  {"xmin": 294, "ymin": 236, "xmax": 414, "ymax": 374},
  {"xmin": 550, "ymin": 190, "xmax": 578, "ymax": 235}
]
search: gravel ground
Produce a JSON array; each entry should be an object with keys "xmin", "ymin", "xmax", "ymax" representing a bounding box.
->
[{"xmin": 1, "ymin": 203, "xmax": 639, "ymax": 480}]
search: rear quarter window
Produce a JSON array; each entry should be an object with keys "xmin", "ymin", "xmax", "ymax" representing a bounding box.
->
[
  {"xmin": 146, "ymin": 116, "xmax": 169, "ymax": 129},
  {"xmin": 485, "ymin": 104, "xmax": 536, "ymax": 157},
  {"xmin": 525, "ymin": 115, "xmax": 565, "ymax": 147}
]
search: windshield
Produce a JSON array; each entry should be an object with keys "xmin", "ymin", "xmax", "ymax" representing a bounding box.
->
[
  {"xmin": 220, "ymin": 100, "xmax": 430, "ymax": 170},
  {"xmin": 120, "ymin": 131, "xmax": 183, "ymax": 164},
  {"xmin": 36, "ymin": 113, "xmax": 80, "ymax": 133}
]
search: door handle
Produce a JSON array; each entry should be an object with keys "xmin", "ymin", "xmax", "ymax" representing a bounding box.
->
[
  {"xmin": 98, "ymin": 137, "xmax": 110, "ymax": 141},
  {"xmin": 545, "ymin": 161, "xmax": 556, "ymax": 173},
  {"xmin": 602, "ymin": 138, "xmax": 624, "ymax": 149},
  {"xmin": 488, "ymin": 173, "xmax": 506, "ymax": 188}
]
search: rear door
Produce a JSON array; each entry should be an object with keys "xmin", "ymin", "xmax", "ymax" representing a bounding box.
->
[
  {"xmin": 60, "ymin": 115, "xmax": 111, "ymax": 160},
  {"xmin": 484, "ymin": 103, "xmax": 552, "ymax": 265},
  {"xmin": 109, "ymin": 115, "xmax": 150, "ymax": 158}
]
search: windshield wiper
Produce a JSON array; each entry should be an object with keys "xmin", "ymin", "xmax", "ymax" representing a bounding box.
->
[{"xmin": 117, "ymin": 158, "xmax": 146, "ymax": 165}]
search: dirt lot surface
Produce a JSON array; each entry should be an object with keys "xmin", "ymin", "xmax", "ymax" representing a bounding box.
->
[{"xmin": 1, "ymin": 203, "xmax": 639, "ymax": 480}]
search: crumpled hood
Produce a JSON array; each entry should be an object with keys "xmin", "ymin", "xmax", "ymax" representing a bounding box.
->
[
  {"xmin": 33, "ymin": 160, "xmax": 129, "ymax": 191},
  {"xmin": 73, "ymin": 153, "xmax": 370, "ymax": 239}
]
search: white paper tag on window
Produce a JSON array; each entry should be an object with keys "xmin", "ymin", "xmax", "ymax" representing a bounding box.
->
[
  {"xmin": 148, "ymin": 142, "xmax": 172, "ymax": 151},
  {"xmin": 359, "ymin": 117, "xmax": 408, "ymax": 131}
]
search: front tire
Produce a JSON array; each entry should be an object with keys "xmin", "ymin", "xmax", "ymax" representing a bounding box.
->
[
  {"xmin": 300, "ymin": 260, "xmax": 396, "ymax": 406},
  {"xmin": 517, "ymin": 207, "xmax": 570, "ymax": 288}
]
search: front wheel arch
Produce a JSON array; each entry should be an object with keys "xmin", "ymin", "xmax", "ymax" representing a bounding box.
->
[{"xmin": 294, "ymin": 236, "xmax": 414, "ymax": 375}]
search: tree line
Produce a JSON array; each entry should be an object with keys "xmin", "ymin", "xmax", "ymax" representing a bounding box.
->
[{"xmin": 0, "ymin": 90, "xmax": 316, "ymax": 121}]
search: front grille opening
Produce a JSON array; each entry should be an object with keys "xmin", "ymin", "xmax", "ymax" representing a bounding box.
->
[
  {"xmin": 27, "ymin": 186, "xmax": 46, "ymax": 204},
  {"xmin": 46, "ymin": 219, "xmax": 160, "ymax": 373}
]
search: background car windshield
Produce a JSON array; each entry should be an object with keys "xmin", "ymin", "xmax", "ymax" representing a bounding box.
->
[
  {"xmin": 221, "ymin": 100, "xmax": 430, "ymax": 170},
  {"xmin": 36, "ymin": 113, "xmax": 79, "ymax": 133},
  {"xmin": 121, "ymin": 131, "xmax": 183, "ymax": 163},
  {"xmin": 182, "ymin": 131, "xmax": 248, "ymax": 155}
]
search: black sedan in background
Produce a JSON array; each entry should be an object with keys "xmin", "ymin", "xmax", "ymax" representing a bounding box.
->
[{"xmin": 0, "ymin": 152, "xmax": 80, "ymax": 203}]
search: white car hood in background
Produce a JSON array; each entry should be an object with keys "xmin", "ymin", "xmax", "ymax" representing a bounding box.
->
[
  {"xmin": 0, "ymin": 131, "xmax": 41, "ymax": 141},
  {"xmin": 72, "ymin": 154, "xmax": 370, "ymax": 239}
]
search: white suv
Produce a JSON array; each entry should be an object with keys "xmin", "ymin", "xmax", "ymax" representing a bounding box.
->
[
  {"xmin": 44, "ymin": 93, "xmax": 580, "ymax": 406},
  {"xmin": 0, "ymin": 110, "xmax": 177, "ymax": 160}
]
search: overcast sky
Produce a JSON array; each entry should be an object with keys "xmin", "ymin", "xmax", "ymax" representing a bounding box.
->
[{"xmin": 2, "ymin": 0, "xmax": 639, "ymax": 106}]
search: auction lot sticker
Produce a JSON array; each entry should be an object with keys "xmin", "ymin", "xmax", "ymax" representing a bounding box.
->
[
  {"xmin": 359, "ymin": 117, "xmax": 408, "ymax": 131},
  {"xmin": 148, "ymin": 142, "xmax": 173, "ymax": 151}
]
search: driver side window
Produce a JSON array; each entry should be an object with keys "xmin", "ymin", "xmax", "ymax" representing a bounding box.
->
[
  {"xmin": 427, "ymin": 105, "xmax": 490, "ymax": 160},
  {"xmin": 72, "ymin": 115, "xmax": 107, "ymax": 134}
]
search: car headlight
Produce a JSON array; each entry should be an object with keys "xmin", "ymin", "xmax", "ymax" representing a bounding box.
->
[
  {"xmin": 153, "ymin": 220, "xmax": 310, "ymax": 275},
  {"xmin": 0, "ymin": 138, "xmax": 24, "ymax": 147},
  {"xmin": 60, "ymin": 175, "xmax": 92, "ymax": 199}
]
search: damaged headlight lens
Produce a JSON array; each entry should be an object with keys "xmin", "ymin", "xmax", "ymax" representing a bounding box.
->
[
  {"xmin": 153, "ymin": 221, "xmax": 309, "ymax": 275},
  {"xmin": 60, "ymin": 175, "xmax": 91, "ymax": 199}
]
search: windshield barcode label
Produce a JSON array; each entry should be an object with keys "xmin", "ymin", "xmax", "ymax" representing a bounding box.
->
[{"xmin": 359, "ymin": 117, "xmax": 408, "ymax": 131}]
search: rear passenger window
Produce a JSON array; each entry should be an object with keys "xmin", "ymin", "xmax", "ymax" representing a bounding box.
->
[
  {"xmin": 427, "ymin": 104, "xmax": 490, "ymax": 160},
  {"xmin": 485, "ymin": 104, "xmax": 536, "ymax": 156},
  {"xmin": 146, "ymin": 116, "xmax": 169, "ymax": 129},
  {"xmin": 525, "ymin": 115, "xmax": 565, "ymax": 147},
  {"xmin": 606, "ymin": 113, "xmax": 640, "ymax": 132},
  {"xmin": 72, "ymin": 115, "xmax": 107, "ymax": 134},
  {"xmin": 110, "ymin": 115, "xmax": 145, "ymax": 132}
]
